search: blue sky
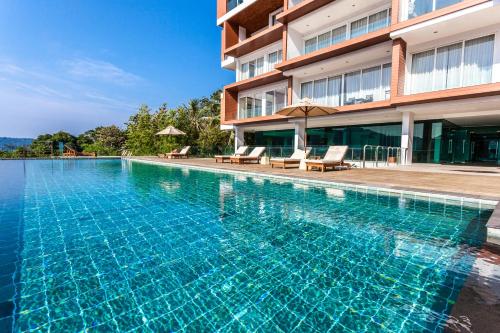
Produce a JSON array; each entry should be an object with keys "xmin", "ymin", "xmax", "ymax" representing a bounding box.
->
[{"xmin": 0, "ymin": 0, "xmax": 233, "ymax": 138}]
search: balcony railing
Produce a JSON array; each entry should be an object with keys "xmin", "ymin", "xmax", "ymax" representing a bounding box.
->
[
  {"xmin": 402, "ymin": 0, "xmax": 463, "ymax": 20},
  {"xmin": 288, "ymin": 0, "xmax": 304, "ymax": 8}
]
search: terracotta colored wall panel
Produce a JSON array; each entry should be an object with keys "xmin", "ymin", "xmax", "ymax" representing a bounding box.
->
[
  {"xmin": 217, "ymin": 0, "xmax": 226, "ymax": 19},
  {"xmin": 393, "ymin": 83, "xmax": 500, "ymax": 106},
  {"xmin": 391, "ymin": 0, "xmax": 400, "ymax": 25},
  {"xmin": 222, "ymin": 89, "xmax": 239, "ymax": 123},
  {"xmin": 223, "ymin": 21, "xmax": 239, "ymax": 51},
  {"xmin": 224, "ymin": 24, "xmax": 283, "ymax": 58},
  {"xmin": 391, "ymin": 39, "xmax": 407, "ymax": 98}
]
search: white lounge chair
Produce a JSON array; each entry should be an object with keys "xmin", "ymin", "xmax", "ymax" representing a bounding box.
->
[
  {"xmin": 214, "ymin": 146, "xmax": 249, "ymax": 163},
  {"xmin": 230, "ymin": 147, "xmax": 266, "ymax": 164},
  {"xmin": 164, "ymin": 146, "xmax": 191, "ymax": 159},
  {"xmin": 305, "ymin": 146, "xmax": 350, "ymax": 172},
  {"xmin": 270, "ymin": 148, "xmax": 311, "ymax": 169}
]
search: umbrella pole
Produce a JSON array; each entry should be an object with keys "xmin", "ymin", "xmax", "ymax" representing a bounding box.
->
[{"xmin": 304, "ymin": 111, "xmax": 308, "ymax": 151}]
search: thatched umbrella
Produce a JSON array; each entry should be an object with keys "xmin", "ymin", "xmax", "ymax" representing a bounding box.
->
[{"xmin": 156, "ymin": 126, "xmax": 186, "ymax": 136}]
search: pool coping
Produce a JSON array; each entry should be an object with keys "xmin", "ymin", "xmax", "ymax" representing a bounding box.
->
[{"xmin": 128, "ymin": 158, "xmax": 500, "ymax": 246}]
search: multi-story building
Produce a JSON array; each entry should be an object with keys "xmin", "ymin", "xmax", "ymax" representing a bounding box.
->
[{"xmin": 217, "ymin": 0, "xmax": 500, "ymax": 165}]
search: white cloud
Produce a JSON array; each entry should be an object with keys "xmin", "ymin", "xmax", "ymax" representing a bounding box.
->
[
  {"xmin": 0, "ymin": 59, "xmax": 140, "ymax": 137},
  {"xmin": 64, "ymin": 58, "xmax": 142, "ymax": 85}
]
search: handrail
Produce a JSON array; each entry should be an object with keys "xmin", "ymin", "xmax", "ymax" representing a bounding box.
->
[{"xmin": 362, "ymin": 145, "xmax": 405, "ymax": 168}]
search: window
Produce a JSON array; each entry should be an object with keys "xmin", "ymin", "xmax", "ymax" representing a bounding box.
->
[
  {"xmin": 265, "ymin": 88, "xmax": 287, "ymax": 115},
  {"xmin": 239, "ymin": 50, "xmax": 282, "ymax": 81},
  {"xmin": 344, "ymin": 71, "xmax": 362, "ymax": 104},
  {"xmin": 350, "ymin": 17, "xmax": 368, "ymax": 39},
  {"xmin": 300, "ymin": 63, "xmax": 391, "ymax": 107},
  {"xmin": 463, "ymin": 35, "xmax": 495, "ymax": 86},
  {"xmin": 410, "ymin": 50, "xmax": 435, "ymax": 93},
  {"xmin": 382, "ymin": 64, "xmax": 392, "ymax": 100},
  {"xmin": 304, "ymin": 37, "xmax": 317, "ymax": 54},
  {"xmin": 239, "ymin": 87, "xmax": 287, "ymax": 119},
  {"xmin": 361, "ymin": 66, "xmax": 382, "ymax": 103},
  {"xmin": 240, "ymin": 63, "xmax": 249, "ymax": 80},
  {"xmin": 267, "ymin": 50, "xmax": 283, "ymax": 70},
  {"xmin": 410, "ymin": 35, "xmax": 494, "ymax": 94},
  {"xmin": 327, "ymin": 76, "xmax": 342, "ymax": 107},
  {"xmin": 317, "ymin": 31, "xmax": 331, "ymax": 50},
  {"xmin": 434, "ymin": 43, "xmax": 462, "ymax": 90},
  {"xmin": 275, "ymin": 89, "xmax": 286, "ymax": 112},
  {"xmin": 303, "ymin": 9, "xmax": 390, "ymax": 55},
  {"xmin": 255, "ymin": 57, "xmax": 264, "ymax": 76},
  {"xmin": 249, "ymin": 60, "xmax": 256, "ymax": 78},
  {"xmin": 368, "ymin": 10, "xmax": 390, "ymax": 33},
  {"xmin": 332, "ymin": 26, "xmax": 347, "ymax": 45},
  {"xmin": 407, "ymin": 0, "xmax": 462, "ymax": 19},
  {"xmin": 301, "ymin": 82, "xmax": 313, "ymax": 99},
  {"xmin": 265, "ymin": 92, "xmax": 274, "ymax": 116},
  {"xmin": 313, "ymin": 79, "xmax": 327, "ymax": 105}
]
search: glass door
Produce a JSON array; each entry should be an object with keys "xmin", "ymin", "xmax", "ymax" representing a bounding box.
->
[
  {"xmin": 470, "ymin": 134, "xmax": 500, "ymax": 164},
  {"xmin": 449, "ymin": 130, "xmax": 470, "ymax": 163}
]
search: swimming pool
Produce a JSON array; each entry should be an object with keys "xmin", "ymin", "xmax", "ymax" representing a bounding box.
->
[{"xmin": 0, "ymin": 159, "xmax": 494, "ymax": 332}]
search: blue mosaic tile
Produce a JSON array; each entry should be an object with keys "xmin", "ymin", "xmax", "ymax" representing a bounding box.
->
[{"xmin": 0, "ymin": 159, "xmax": 494, "ymax": 332}]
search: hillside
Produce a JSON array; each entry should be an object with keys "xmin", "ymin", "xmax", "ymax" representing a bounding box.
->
[{"xmin": 0, "ymin": 137, "xmax": 33, "ymax": 151}]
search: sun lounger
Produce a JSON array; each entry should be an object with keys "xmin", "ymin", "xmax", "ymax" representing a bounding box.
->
[
  {"xmin": 270, "ymin": 148, "xmax": 311, "ymax": 169},
  {"xmin": 305, "ymin": 146, "xmax": 350, "ymax": 172},
  {"xmin": 164, "ymin": 146, "xmax": 191, "ymax": 159},
  {"xmin": 215, "ymin": 146, "xmax": 249, "ymax": 163},
  {"xmin": 230, "ymin": 147, "xmax": 266, "ymax": 165}
]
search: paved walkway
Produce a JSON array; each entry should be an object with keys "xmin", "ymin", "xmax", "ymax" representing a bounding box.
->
[{"xmin": 130, "ymin": 157, "xmax": 500, "ymax": 201}]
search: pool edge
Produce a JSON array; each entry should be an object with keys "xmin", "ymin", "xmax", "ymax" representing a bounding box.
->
[{"xmin": 486, "ymin": 203, "xmax": 500, "ymax": 247}]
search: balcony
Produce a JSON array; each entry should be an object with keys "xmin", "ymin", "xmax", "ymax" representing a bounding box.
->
[
  {"xmin": 391, "ymin": 0, "xmax": 498, "ymax": 44},
  {"xmin": 402, "ymin": 34, "xmax": 499, "ymax": 94},
  {"xmin": 226, "ymin": 70, "xmax": 286, "ymax": 93},
  {"xmin": 218, "ymin": 0, "xmax": 283, "ymax": 31},
  {"xmin": 237, "ymin": 47, "xmax": 283, "ymax": 82},
  {"xmin": 298, "ymin": 62, "xmax": 392, "ymax": 108},
  {"xmin": 277, "ymin": 27, "xmax": 391, "ymax": 73},
  {"xmin": 224, "ymin": 23, "xmax": 283, "ymax": 58}
]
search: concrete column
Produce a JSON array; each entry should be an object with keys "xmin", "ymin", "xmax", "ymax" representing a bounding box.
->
[
  {"xmin": 401, "ymin": 112, "xmax": 414, "ymax": 165},
  {"xmin": 234, "ymin": 126, "xmax": 245, "ymax": 152},
  {"xmin": 294, "ymin": 120, "xmax": 306, "ymax": 151}
]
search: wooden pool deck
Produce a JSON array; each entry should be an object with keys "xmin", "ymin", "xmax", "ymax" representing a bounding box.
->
[{"xmin": 130, "ymin": 157, "xmax": 500, "ymax": 202}]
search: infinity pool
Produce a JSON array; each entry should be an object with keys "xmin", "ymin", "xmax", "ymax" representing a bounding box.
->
[{"xmin": 0, "ymin": 159, "xmax": 495, "ymax": 332}]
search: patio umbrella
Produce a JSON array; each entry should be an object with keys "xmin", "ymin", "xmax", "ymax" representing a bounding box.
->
[
  {"xmin": 276, "ymin": 98, "xmax": 339, "ymax": 149},
  {"xmin": 156, "ymin": 126, "xmax": 186, "ymax": 136}
]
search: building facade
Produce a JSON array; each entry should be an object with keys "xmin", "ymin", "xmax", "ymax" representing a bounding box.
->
[{"xmin": 217, "ymin": 0, "xmax": 500, "ymax": 165}]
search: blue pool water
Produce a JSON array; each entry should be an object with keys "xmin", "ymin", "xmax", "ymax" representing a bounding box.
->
[{"xmin": 0, "ymin": 159, "xmax": 494, "ymax": 332}]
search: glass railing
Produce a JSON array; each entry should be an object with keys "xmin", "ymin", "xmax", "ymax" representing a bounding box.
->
[
  {"xmin": 288, "ymin": 0, "xmax": 304, "ymax": 8},
  {"xmin": 227, "ymin": 0, "xmax": 245, "ymax": 12},
  {"xmin": 404, "ymin": 0, "xmax": 463, "ymax": 20}
]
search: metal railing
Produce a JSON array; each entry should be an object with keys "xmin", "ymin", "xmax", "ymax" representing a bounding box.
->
[{"xmin": 362, "ymin": 145, "xmax": 405, "ymax": 168}]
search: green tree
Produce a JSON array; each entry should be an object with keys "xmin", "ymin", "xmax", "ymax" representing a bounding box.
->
[
  {"xmin": 125, "ymin": 105, "xmax": 157, "ymax": 155},
  {"xmin": 80, "ymin": 126, "xmax": 126, "ymax": 156}
]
